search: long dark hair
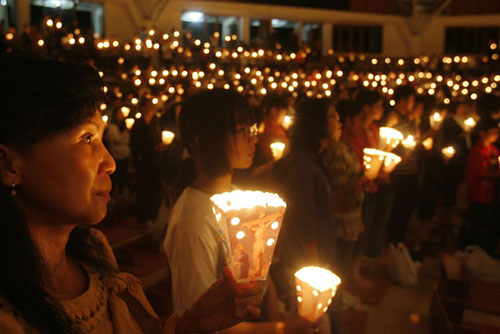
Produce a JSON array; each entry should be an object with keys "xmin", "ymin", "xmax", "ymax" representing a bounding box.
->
[
  {"xmin": 0, "ymin": 55, "xmax": 117, "ymax": 333},
  {"xmin": 179, "ymin": 89, "xmax": 256, "ymax": 179},
  {"xmin": 290, "ymin": 98, "xmax": 333, "ymax": 152}
]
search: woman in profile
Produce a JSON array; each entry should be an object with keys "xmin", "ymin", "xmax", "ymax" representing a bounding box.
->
[{"xmin": 0, "ymin": 55, "xmax": 262, "ymax": 334}]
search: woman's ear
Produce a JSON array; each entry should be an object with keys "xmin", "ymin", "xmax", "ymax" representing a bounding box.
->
[{"xmin": 0, "ymin": 145, "xmax": 23, "ymax": 187}]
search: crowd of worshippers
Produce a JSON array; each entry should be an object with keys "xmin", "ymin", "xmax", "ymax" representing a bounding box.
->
[{"xmin": 1, "ymin": 19, "xmax": 500, "ymax": 334}]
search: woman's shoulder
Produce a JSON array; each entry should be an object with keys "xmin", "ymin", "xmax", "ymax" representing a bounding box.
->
[{"xmin": 0, "ymin": 298, "xmax": 30, "ymax": 334}]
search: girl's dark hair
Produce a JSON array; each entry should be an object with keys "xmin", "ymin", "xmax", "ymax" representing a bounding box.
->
[
  {"xmin": 179, "ymin": 89, "xmax": 255, "ymax": 179},
  {"xmin": 290, "ymin": 98, "xmax": 332, "ymax": 152},
  {"xmin": 355, "ymin": 89, "xmax": 382, "ymax": 108},
  {"xmin": 0, "ymin": 55, "xmax": 117, "ymax": 333},
  {"xmin": 336, "ymin": 98, "xmax": 363, "ymax": 124}
]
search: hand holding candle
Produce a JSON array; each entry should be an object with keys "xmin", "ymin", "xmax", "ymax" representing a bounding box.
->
[
  {"xmin": 270, "ymin": 142, "xmax": 286, "ymax": 160},
  {"xmin": 210, "ymin": 190, "xmax": 286, "ymax": 283},
  {"xmin": 162, "ymin": 130, "xmax": 175, "ymax": 146},
  {"xmin": 295, "ymin": 266, "xmax": 341, "ymax": 322}
]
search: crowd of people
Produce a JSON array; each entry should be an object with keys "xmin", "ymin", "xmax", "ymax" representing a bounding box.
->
[{"xmin": 1, "ymin": 15, "xmax": 499, "ymax": 334}]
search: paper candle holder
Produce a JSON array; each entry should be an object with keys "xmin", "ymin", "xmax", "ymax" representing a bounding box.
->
[
  {"xmin": 402, "ymin": 135, "xmax": 417, "ymax": 150},
  {"xmin": 422, "ymin": 137, "xmax": 434, "ymax": 151},
  {"xmin": 379, "ymin": 127, "xmax": 403, "ymax": 149},
  {"xmin": 464, "ymin": 117, "xmax": 477, "ymax": 132},
  {"xmin": 363, "ymin": 148, "xmax": 386, "ymax": 180},
  {"xmin": 270, "ymin": 142, "xmax": 286, "ymax": 160},
  {"xmin": 383, "ymin": 152, "xmax": 402, "ymax": 173},
  {"xmin": 295, "ymin": 266, "xmax": 341, "ymax": 322},
  {"xmin": 210, "ymin": 190, "xmax": 287, "ymax": 283},
  {"xmin": 125, "ymin": 118, "xmax": 135, "ymax": 130},
  {"xmin": 282, "ymin": 115, "xmax": 293, "ymax": 130},
  {"xmin": 429, "ymin": 112, "xmax": 443, "ymax": 129},
  {"xmin": 162, "ymin": 130, "xmax": 175, "ymax": 145},
  {"xmin": 442, "ymin": 146, "xmax": 456, "ymax": 160},
  {"xmin": 121, "ymin": 106, "xmax": 131, "ymax": 118}
]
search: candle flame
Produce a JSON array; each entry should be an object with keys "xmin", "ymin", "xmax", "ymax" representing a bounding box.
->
[{"xmin": 295, "ymin": 266, "xmax": 341, "ymax": 292}]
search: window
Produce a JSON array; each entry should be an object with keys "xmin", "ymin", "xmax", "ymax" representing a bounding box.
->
[
  {"xmin": 445, "ymin": 26, "xmax": 500, "ymax": 54},
  {"xmin": 333, "ymin": 25, "xmax": 382, "ymax": 53},
  {"xmin": 31, "ymin": 0, "xmax": 104, "ymax": 36}
]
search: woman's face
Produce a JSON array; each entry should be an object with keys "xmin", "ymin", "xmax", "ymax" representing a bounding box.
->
[
  {"xmin": 367, "ymin": 99, "xmax": 384, "ymax": 121},
  {"xmin": 327, "ymin": 105, "xmax": 342, "ymax": 142},
  {"xmin": 227, "ymin": 123, "xmax": 258, "ymax": 170},
  {"xmin": 15, "ymin": 111, "xmax": 115, "ymax": 226}
]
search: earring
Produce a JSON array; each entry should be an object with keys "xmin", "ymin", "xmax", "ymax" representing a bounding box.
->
[{"xmin": 11, "ymin": 183, "xmax": 16, "ymax": 196}]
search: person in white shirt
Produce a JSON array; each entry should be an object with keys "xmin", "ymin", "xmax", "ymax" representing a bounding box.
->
[{"xmin": 163, "ymin": 89, "xmax": 318, "ymax": 334}]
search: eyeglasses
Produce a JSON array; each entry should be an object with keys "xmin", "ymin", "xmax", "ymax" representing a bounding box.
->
[{"xmin": 236, "ymin": 123, "xmax": 259, "ymax": 139}]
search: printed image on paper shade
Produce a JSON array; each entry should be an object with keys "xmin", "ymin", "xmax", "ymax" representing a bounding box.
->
[
  {"xmin": 295, "ymin": 266, "xmax": 341, "ymax": 322},
  {"xmin": 210, "ymin": 190, "xmax": 287, "ymax": 283}
]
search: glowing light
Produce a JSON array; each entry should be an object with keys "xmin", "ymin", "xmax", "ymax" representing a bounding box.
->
[{"xmin": 162, "ymin": 130, "xmax": 175, "ymax": 145}]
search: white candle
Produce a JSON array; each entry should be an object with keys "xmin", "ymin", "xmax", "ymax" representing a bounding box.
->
[
  {"xmin": 210, "ymin": 190, "xmax": 286, "ymax": 283},
  {"xmin": 295, "ymin": 266, "xmax": 341, "ymax": 322},
  {"xmin": 162, "ymin": 130, "xmax": 175, "ymax": 146},
  {"xmin": 270, "ymin": 142, "xmax": 286, "ymax": 160}
]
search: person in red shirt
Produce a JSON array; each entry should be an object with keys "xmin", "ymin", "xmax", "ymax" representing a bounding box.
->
[{"xmin": 465, "ymin": 118, "xmax": 500, "ymax": 254}]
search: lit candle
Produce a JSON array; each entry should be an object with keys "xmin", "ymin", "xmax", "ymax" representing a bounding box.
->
[
  {"xmin": 162, "ymin": 130, "xmax": 175, "ymax": 146},
  {"xmin": 125, "ymin": 118, "xmax": 135, "ymax": 130},
  {"xmin": 464, "ymin": 117, "xmax": 477, "ymax": 132},
  {"xmin": 282, "ymin": 115, "xmax": 293, "ymax": 130},
  {"xmin": 382, "ymin": 152, "xmax": 402, "ymax": 173},
  {"xmin": 295, "ymin": 266, "xmax": 341, "ymax": 322},
  {"xmin": 121, "ymin": 106, "xmax": 131, "ymax": 118},
  {"xmin": 270, "ymin": 142, "xmax": 286, "ymax": 160},
  {"xmin": 442, "ymin": 146, "xmax": 455, "ymax": 159},
  {"xmin": 430, "ymin": 112, "xmax": 443, "ymax": 129},
  {"xmin": 379, "ymin": 127, "xmax": 403, "ymax": 150},
  {"xmin": 363, "ymin": 148, "xmax": 386, "ymax": 180},
  {"xmin": 422, "ymin": 137, "xmax": 434, "ymax": 150},
  {"xmin": 210, "ymin": 190, "xmax": 286, "ymax": 283},
  {"xmin": 402, "ymin": 135, "xmax": 417, "ymax": 150}
]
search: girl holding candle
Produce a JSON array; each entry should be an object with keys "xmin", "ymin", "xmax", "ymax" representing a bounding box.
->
[
  {"xmin": 272, "ymin": 98, "xmax": 342, "ymax": 333},
  {"xmin": 163, "ymin": 89, "xmax": 318, "ymax": 334},
  {"xmin": 0, "ymin": 56, "xmax": 265, "ymax": 334}
]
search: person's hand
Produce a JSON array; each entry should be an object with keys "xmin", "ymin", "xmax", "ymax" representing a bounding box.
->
[
  {"xmin": 283, "ymin": 315, "xmax": 322, "ymax": 334},
  {"xmin": 175, "ymin": 267, "xmax": 263, "ymax": 334}
]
